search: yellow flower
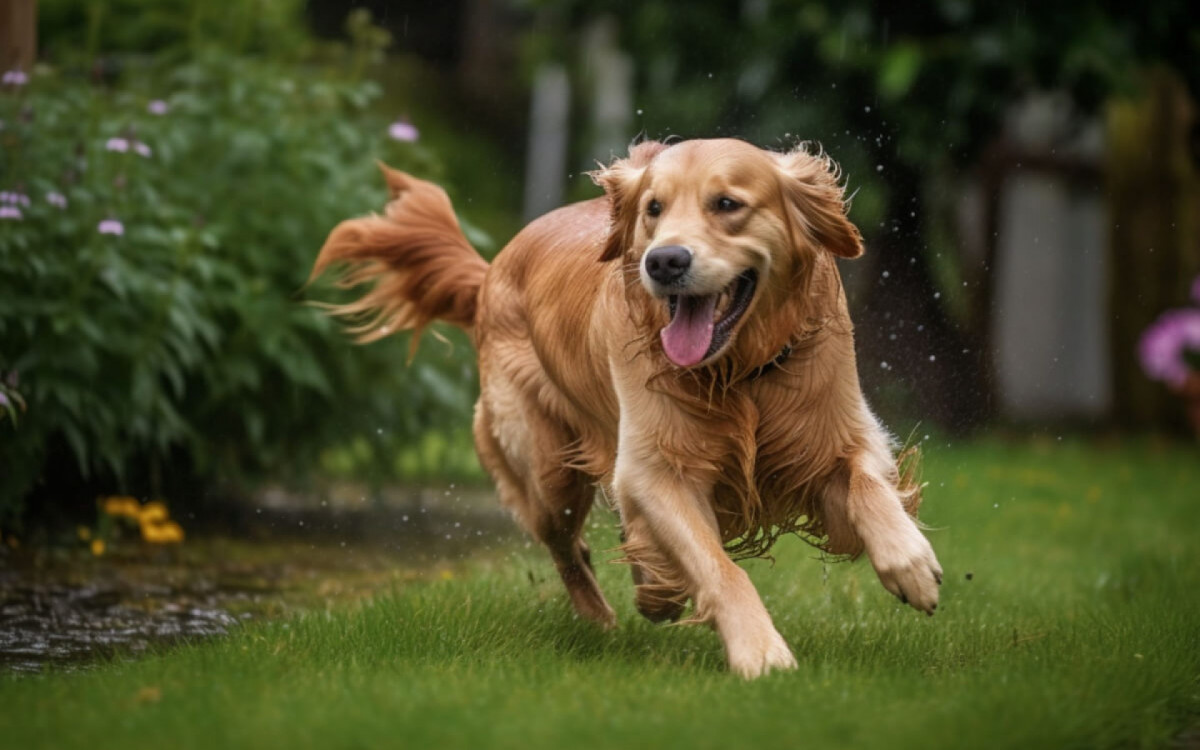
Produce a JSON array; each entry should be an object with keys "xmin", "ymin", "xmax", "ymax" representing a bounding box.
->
[
  {"xmin": 77, "ymin": 525, "xmax": 92, "ymax": 541},
  {"xmin": 141, "ymin": 520, "xmax": 184, "ymax": 544},
  {"xmin": 137, "ymin": 501, "xmax": 169, "ymax": 524},
  {"xmin": 101, "ymin": 496, "xmax": 142, "ymax": 519},
  {"xmin": 91, "ymin": 538, "xmax": 106, "ymax": 556}
]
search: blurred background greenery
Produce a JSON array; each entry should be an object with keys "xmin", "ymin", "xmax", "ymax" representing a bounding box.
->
[{"xmin": 1, "ymin": 0, "xmax": 1197, "ymax": 528}]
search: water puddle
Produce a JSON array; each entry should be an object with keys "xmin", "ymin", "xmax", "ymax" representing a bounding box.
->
[
  {"xmin": 0, "ymin": 572, "xmax": 244, "ymax": 673},
  {"xmin": 0, "ymin": 495, "xmax": 517, "ymax": 674}
]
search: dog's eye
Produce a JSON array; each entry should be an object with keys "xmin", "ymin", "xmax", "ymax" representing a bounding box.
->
[
  {"xmin": 646, "ymin": 199, "xmax": 662, "ymax": 218},
  {"xmin": 715, "ymin": 196, "xmax": 743, "ymax": 212}
]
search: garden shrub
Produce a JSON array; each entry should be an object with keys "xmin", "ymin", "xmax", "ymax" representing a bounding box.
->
[{"xmin": 0, "ymin": 47, "xmax": 482, "ymax": 523}]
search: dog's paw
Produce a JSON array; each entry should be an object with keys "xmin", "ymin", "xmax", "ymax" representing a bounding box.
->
[
  {"xmin": 869, "ymin": 526, "xmax": 943, "ymax": 615},
  {"xmin": 725, "ymin": 627, "xmax": 797, "ymax": 679}
]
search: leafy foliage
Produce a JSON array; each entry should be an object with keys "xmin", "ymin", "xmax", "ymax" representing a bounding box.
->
[
  {"xmin": 0, "ymin": 48, "xmax": 480, "ymax": 521},
  {"xmin": 38, "ymin": 0, "xmax": 314, "ymax": 62}
]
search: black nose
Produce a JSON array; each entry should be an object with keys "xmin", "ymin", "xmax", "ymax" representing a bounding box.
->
[{"xmin": 644, "ymin": 245, "xmax": 692, "ymax": 285}]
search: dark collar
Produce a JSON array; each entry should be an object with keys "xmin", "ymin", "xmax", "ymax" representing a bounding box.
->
[{"xmin": 745, "ymin": 342, "xmax": 793, "ymax": 382}]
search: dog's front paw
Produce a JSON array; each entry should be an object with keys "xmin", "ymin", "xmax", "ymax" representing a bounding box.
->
[
  {"xmin": 869, "ymin": 526, "xmax": 943, "ymax": 615},
  {"xmin": 725, "ymin": 626, "xmax": 797, "ymax": 679}
]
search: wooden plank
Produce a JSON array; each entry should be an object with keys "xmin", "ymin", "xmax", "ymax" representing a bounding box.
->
[{"xmin": 0, "ymin": 0, "xmax": 37, "ymax": 72}]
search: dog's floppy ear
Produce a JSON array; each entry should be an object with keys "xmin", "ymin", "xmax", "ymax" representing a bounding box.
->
[
  {"xmin": 774, "ymin": 145, "xmax": 863, "ymax": 259},
  {"xmin": 590, "ymin": 140, "xmax": 669, "ymax": 262}
]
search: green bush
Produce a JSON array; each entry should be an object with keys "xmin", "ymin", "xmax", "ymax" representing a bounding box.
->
[
  {"xmin": 0, "ymin": 50, "xmax": 481, "ymax": 523},
  {"xmin": 38, "ymin": 0, "xmax": 313, "ymax": 62}
]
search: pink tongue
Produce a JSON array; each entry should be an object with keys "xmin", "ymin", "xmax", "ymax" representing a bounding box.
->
[{"xmin": 660, "ymin": 295, "xmax": 716, "ymax": 367}]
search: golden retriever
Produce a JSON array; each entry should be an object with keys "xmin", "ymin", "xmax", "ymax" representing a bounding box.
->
[{"xmin": 311, "ymin": 138, "xmax": 942, "ymax": 678}]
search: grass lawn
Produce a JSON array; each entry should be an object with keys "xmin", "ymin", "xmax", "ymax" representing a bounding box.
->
[{"xmin": 2, "ymin": 437, "xmax": 1198, "ymax": 749}]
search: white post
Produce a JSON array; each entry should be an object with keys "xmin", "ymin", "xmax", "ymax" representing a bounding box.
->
[{"xmin": 523, "ymin": 63, "xmax": 570, "ymax": 222}]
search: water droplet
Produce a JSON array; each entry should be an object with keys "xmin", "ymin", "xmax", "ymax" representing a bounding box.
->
[
  {"xmin": 876, "ymin": 164, "xmax": 884, "ymax": 172},
  {"xmin": 636, "ymin": 108, "xmax": 644, "ymax": 115},
  {"xmin": 929, "ymin": 355, "xmax": 936, "ymax": 362},
  {"xmin": 864, "ymin": 106, "xmax": 872, "ymax": 113}
]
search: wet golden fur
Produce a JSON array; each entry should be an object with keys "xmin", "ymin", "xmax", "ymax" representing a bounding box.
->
[{"xmin": 312, "ymin": 138, "xmax": 943, "ymax": 678}]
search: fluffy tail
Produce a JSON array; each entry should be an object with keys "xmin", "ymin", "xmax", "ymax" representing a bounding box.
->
[{"xmin": 309, "ymin": 163, "xmax": 488, "ymax": 351}]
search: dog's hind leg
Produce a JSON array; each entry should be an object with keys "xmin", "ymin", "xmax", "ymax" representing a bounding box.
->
[
  {"xmin": 472, "ymin": 400, "xmax": 616, "ymax": 628},
  {"xmin": 534, "ymin": 465, "xmax": 616, "ymax": 628},
  {"xmin": 619, "ymin": 512, "xmax": 687, "ymax": 623}
]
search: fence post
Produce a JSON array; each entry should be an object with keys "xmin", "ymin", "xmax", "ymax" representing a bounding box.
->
[{"xmin": 0, "ymin": 0, "xmax": 37, "ymax": 72}]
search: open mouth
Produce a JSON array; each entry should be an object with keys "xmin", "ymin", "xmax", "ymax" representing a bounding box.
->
[{"xmin": 660, "ymin": 269, "xmax": 758, "ymax": 367}]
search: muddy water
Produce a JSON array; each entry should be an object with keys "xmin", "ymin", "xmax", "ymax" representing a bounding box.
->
[
  {"xmin": 0, "ymin": 568, "xmax": 243, "ymax": 673},
  {"xmin": 0, "ymin": 494, "xmax": 518, "ymax": 673}
]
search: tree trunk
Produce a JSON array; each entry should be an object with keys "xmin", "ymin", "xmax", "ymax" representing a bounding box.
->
[{"xmin": 0, "ymin": 0, "xmax": 36, "ymax": 72}]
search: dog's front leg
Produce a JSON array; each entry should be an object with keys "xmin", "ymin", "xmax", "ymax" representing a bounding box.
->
[
  {"xmin": 614, "ymin": 450, "xmax": 797, "ymax": 679},
  {"xmin": 842, "ymin": 437, "xmax": 943, "ymax": 614}
]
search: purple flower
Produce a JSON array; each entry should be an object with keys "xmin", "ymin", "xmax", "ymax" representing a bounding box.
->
[
  {"xmin": 2, "ymin": 69, "xmax": 28, "ymax": 87},
  {"xmin": 0, "ymin": 206, "xmax": 21, "ymax": 220},
  {"xmin": 105, "ymin": 137, "xmax": 130, "ymax": 153},
  {"xmin": 46, "ymin": 191, "xmax": 68, "ymax": 209},
  {"xmin": 133, "ymin": 141, "xmax": 152, "ymax": 158},
  {"xmin": 388, "ymin": 120, "xmax": 419, "ymax": 142},
  {"xmin": 0, "ymin": 392, "xmax": 8, "ymax": 408},
  {"xmin": 0, "ymin": 191, "xmax": 25, "ymax": 205},
  {"xmin": 147, "ymin": 99, "xmax": 169, "ymax": 116},
  {"xmin": 1139, "ymin": 309, "xmax": 1200, "ymax": 387},
  {"xmin": 97, "ymin": 218, "xmax": 125, "ymax": 236}
]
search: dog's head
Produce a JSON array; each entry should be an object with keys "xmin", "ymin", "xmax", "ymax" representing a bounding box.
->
[{"xmin": 592, "ymin": 138, "xmax": 862, "ymax": 369}]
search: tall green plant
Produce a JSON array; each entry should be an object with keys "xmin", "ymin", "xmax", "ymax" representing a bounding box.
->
[{"xmin": 0, "ymin": 48, "xmax": 481, "ymax": 522}]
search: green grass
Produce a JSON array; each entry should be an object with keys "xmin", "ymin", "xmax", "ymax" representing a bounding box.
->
[{"xmin": 3, "ymin": 438, "xmax": 1199, "ymax": 749}]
